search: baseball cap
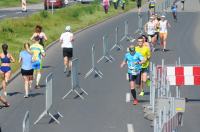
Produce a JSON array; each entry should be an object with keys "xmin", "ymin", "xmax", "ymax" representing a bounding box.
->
[
  {"xmin": 65, "ymin": 25, "xmax": 71, "ymax": 31},
  {"xmin": 161, "ymin": 15, "xmax": 166, "ymax": 18}
]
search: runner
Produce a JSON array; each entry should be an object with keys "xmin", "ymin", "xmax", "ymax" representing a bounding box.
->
[
  {"xmin": 31, "ymin": 25, "xmax": 48, "ymax": 47},
  {"xmin": 0, "ymin": 43, "xmax": 15, "ymax": 96},
  {"xmin": 153, "ymin": 14, "xmax": 160, "ymax": 45},
  {"xmin": 148, "ymin": 0, "xmax": 156, "ymax": 16},
  {"xmin": 141, "ymin": 34, "xmax": 151, "ymax": 49},
  {"xmin": 60, "ymin": 25, "xmax": 74, "ymax": 77},
  {"xmin": 159, "ymin": 15, "xmax": 171, "ymax": 52},
  {"xmin": 19, "ymin": 43, "xmax": 34, "ymax": 98},
  {"xmin": 30, "ymin": 36, "xmax": 46, "ymax": 89},
  {"xmin": 136, "ymin": 0, "xmax": 142, "ymax": 15},
  {"xmin": 135, "ymin": 36, "xmax": 151, "ymax": 96},
  {"xmin": 171, "ymin": 2, "xmax": 178, "ymax": 22},
  {"xmin": 144, "ymin": 16, "xmax": 157, "ymax": 52},
  {"xmin": 120, "ymin": 45, "xmax": 145, "ymax": 105}
]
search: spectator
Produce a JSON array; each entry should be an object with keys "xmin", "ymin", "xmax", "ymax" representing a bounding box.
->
[{"xmin": 103, "ymin": 0, "xmax": 110, "ymax": 14}]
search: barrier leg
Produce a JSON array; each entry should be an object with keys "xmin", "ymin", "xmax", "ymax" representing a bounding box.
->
[
  {"xmin": 48, "ymin": 112, "xmax": 60, "ymax": 124},
  {"xmin": 74, "ymin": 90, "xmax": 84, "ymax": 100},
  {"xmin": 62, "ymin": 89, "xmax": 73, "ymax": 100},
  {"xmin": 34, "ymin": 111, "xmax": 47, "ymax": 125}
]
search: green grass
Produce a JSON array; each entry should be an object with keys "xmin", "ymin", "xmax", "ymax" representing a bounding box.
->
[
  {"xmin": 0, "ymin": 1, "xmax": 136, "ymax": 74},
  {"xmin": 0, "ymin": 0, "xmax": 42, "ymax": 8}
]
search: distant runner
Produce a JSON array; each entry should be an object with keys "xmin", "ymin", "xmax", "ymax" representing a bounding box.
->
[
  {"xmin": 121, "ymin": 45, "xmax": 145, "ymax": 105},
  {"xmin": 171, "ymin": 2, "xmax": 178, "ymax": 22},
  {"xmin": 159, "ymin": 15, "xmax": 171, "ymax": 52}
]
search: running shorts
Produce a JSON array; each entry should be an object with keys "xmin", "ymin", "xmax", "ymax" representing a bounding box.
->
[
  {"xmin": 63, "ymin": 48, "xmax": 73, "ymax": 58},
  {"xmin": 32, "ymin": 60, "xmax": 42, "ymax": 70},
  {"xmin": 128, "ymin": 73, "xmax": 141, "ymax": 85},
  {"xmin": 141, "ymin": 67, "xmax": 149, "ymax": 73},
  {"xmin": 21, "ymin": 69, "xmax": 34, "ymax": 76}
]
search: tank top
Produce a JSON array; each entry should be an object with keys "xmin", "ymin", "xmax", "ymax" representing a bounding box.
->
[
  {"xmin": 1, "ymin": 54, "xmax": 11, "ymax": 63},
  {"xmin": 159, "ymin": 20, "xmax": 168, "ymax": 33},
  {"xmin": 147, "ymin": 21, "xmax": 155, "ymax": 35}
]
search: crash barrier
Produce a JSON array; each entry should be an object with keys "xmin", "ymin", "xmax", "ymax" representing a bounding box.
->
[
  {"xmin": 155, "ymin": 0, "xmax": 174, "ymax": 14},
  {"xmin": 23, "ymin": 111, "xmax": 30, "ymax": 132},
  {"xmin": 120, "ymin": 21, "xmax": 134, "ymax": 42},
  {"xmin": 110, "ymin": 27, "xmax": 123, "ymax": 51},
  {"xmin": 34, "ymin": 73, "xmax": 63, "ymax": 125},
  {"xmin": 21, "ymin": 0, "xmax": 27, "ymax": 12},
  {"xmin": 154, "ymin": 97, "xmax": 185, "ymax": 132},
  {"xmin": 63, "ymin": 58, "xmax": 88, "ymax": 100},
  {"xmin": 97, "ymin": 35, "xmax": 115, "ymax": 63},
  {"xmin": 85, "ymin": 44, "xmax": 103, "ymax": 79}
]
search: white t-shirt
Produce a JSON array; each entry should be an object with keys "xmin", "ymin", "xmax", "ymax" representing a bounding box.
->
[
  {"xmin": 60, "ymin": 32, "xmax": 73, "ymax": 48},
  {"xmin": 147, "ymin": 21, "xmax": 155, "ymax": 35}
]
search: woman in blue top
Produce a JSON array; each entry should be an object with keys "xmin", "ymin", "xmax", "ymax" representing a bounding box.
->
[
  {"xmin": 19, "ymin": 43, "xmax": 33, "ymax": 98},
  {"xmin": 0, "ymin": 43, "xmax": 15, "ymax": 97}
]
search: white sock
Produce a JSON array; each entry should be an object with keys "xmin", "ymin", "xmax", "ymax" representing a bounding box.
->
[{"xmin": 36, "ymin": 74, "xmax": 41, "ymax": 86}]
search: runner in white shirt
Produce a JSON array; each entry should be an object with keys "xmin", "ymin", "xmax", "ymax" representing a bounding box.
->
[
  {"xmin": 60, "ymin": 25, "xmax": 74, "ymax": 76},
  {"xmin": 159, "ymin": 15, "xmax": 171, "ymax": 52}
]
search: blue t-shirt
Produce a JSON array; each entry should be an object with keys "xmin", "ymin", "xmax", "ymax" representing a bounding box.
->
[
  {"xmin": 123, "ymin": 52, "xmax": 144, "ymax": 75},
  {"xmin": 171, "ymin": 5, "xmax": 177, "ymax": 12},
  {"xmin": 20, "ymin": 50, "xmax": 33, "ymax": 70}
]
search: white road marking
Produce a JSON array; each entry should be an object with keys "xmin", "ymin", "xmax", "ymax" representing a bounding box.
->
[
  {"xmin": 127, "ymin": 124, "xmax": 134, "ymax": 132},
  {"xmin": 0, "ymin": 15, "xmax": 6, "ymax": 18},
  {"xmin": 16, "ymin": 12, "xmax": 22, "ymax": 14},
  {"xmin": 126, "ymin": 93, "xmax": 131, "ymax": 103}
]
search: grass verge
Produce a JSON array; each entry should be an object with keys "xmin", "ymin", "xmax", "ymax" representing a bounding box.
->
[
  {"xmin": 0, "ymin": 1, "xmax": 137, "ymax": 75},
  {"xmin": 0, "ymin": 0, "xmax": 42, "ymax": 8}
]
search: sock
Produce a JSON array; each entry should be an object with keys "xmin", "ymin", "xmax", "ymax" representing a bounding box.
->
[
  {"xmin": 36, "ymin": 74, "xmax": 41, "ymax": 86},
  {"xmin": 131, "ymin": 89, "xmax": 137, "ymax": 100}
]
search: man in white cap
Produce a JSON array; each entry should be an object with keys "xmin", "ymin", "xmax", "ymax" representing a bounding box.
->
[{"xmin": 60, "ymin": 25, "xmax": 74, "ymax": 77}]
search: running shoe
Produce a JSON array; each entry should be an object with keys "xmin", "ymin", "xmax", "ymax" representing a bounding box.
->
[
  {"xmin": 67, "ymin": 70, "xmax": 71, "ymax": 77},
  {"xmin": 35, "ymin": 85, "xmax": 40, "ymax": 89},
  {"xmin": 24, "ymin": 95, "xmax": 29, "ymax": 98},
  {"xmin": 139, "ymin": 91, "xmax": 145, "ymax": 96},
  {"xmin": 133, "ymin": 99, "xmax": 139, "ymax": 105}
]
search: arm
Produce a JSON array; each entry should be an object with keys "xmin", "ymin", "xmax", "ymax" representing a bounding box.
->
[
  {"xmin": 9, "ymin": 54, "xmax": 15, "ymax": 63},
  {"xmin": 120, "ymin": 61, "xmax": 127, "ymax": 68}
]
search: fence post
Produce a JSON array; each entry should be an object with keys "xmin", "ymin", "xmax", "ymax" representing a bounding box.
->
[
  {"xmin": 63, "ymin": 58, "xmax": 88, "ymax": 100},
  {"xmin": 85, "ymin": 44, "xmax": 103, "ymax": 79},
  {"xmin": 34, "ymin": 73, "xmax": 63, "ymax": 125},
  {"xmin": 110, "ymin": 27, "xmax": 123, "ymax": 51},
  {"xmin": 97, "ymin": 35, "xmax": 114, "ymax": 63}
]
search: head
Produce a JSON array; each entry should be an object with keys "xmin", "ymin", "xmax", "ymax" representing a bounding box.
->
[
  {"xmin": 129, "ymin": 45, "xmax": 135, "ymax": 54},
  {"xmin": 65, "ymin": 25, "xmax": 71, "ymax": 32},
  {"xmin": 33, "ymin": 35, "xmax": 40, "ymax": 43},
  {"xmin": 2, "ymin": 43, "xmax": 8, "ymax": 55},
  {"xmin": 137, "ymin": 36, "xmax": 144, "ymax": 47},
  {"xmin": 149, "ymin": 16, "xmax": 154, "ymax": 22},
  {"xmin": 35, "ymin": 25, "xmax": 42, "ymax": 33},
  {"xmin": 161, "ymin": 15, "xmax": 166, "ymax": 20},
  {"xmin": 24, "ymin": 42, "xmax": 30, "ymax": 50}
]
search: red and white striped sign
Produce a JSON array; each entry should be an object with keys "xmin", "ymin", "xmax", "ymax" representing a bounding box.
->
[{"xmin": 166, "ymin": 66, "xmax": 200, "ymax": 86}]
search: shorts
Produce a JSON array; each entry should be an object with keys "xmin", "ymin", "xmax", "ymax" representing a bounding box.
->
[
  {"xmin": 141, "ymin": 67, "xmax": 149, "ymax": 73},
  {"xmin": 137, "ymin": 0, "xmax": 142, "ymax": 8},
  {"xmin": 128, "ymin": 73, "xmax": 141, "ymax": 85},
  {"xmin": 21, "ymin": 69, "xmax": 34, "ymax": 76},
  {"xmin": 149, "ymin": 5, "xmax": 155, "ymax": 9},
  {"xmin": 0, "ymin": 66, "xmax": 11, "ymax": 73},
  {"xmin": 148, "ymin": 34, "xmax": 156, "ymax": 42},
  {"xmin": 32, "ymin": 61, "xmax": 42, "ymax": 70},
  {"xmin": 63, "ymin": 48, "xmax": 73, "ymax": 58},
  {"xmin": 159, "ymin": 32, "xmax": 168, "ymax": 40}
]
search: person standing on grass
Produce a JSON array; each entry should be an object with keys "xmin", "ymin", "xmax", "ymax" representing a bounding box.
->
[
  {"xmin": 31, "ymin": 25, "xmax": 47, "ymax": 47},
  {"xmin": 121, "ymin": 0, "xmax": 126, "ymax": 10},
  {"xmin": 19, "ymin": 43, "xmax": 34, "ymax": 98},
  {"xmin": 0, "ymin": 43, "xmax": 15, "ymax": 97},
  {"xmin": 60, "ymin": 26, "xmax": 74, "ymax": 77},
  {"xmin": 120, "ymin": 45, "xmax": 145, "ymax": 105},
  {"xmin": 30, "ymin": 36, "xmax": 46, "ymax": 89},
  {"xmin": 103, "ymin": 0, "xmax": 110, "ymax": 14},
  {"xmin": 136, "ymin": 0, "xmax": 142, "ymax": 15}
]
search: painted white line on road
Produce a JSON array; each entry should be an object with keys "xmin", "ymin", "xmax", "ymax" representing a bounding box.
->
[
  {"xmin": 16, "ymin": 12, "xmax": 22, "ymax": 14},
  {"xmin": 0, "ymin": 15, "xmax": 6, "ymax": 18},
  {"xmin": 127, "ymin": 124, "xmax": 134, "ymax": 132},
  {"xmin": 126, "ymin": 93, "xmax": 131, "ymax": 103}
]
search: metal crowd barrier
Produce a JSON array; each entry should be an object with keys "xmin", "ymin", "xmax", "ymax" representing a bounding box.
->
[
  {"xmin": 110, "ymin": 27, "xmax": 123, "ymax": 51},
  {"xmin": 23, "ymin": 111, "xmax": 29, "ymax": 132},
  {"xmin": 34, "ymin": 73, "xmax": 63, "ymax": 125},
  {"xmin": 120, "ymin": 21, "xmax": 134, "ymax": 42},
  {"xmin": 85, "ymin": 44, "xmax": 103, "ymax": 79},
  {"xmin": 63, "ymin": 58, "xmax": 88, "ymax": 100},
  {"xmin": 97, "ymin": 35, "xmax": 114, "ymax": 63},
  {"xmin": 135, "ymin": 14, "xmax": 143, "ymax": 36}
]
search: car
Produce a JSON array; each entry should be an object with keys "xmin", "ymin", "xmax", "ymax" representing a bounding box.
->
[
  {"xmin": 44, "ymin": 0, "xmax": 65, "ymax": 10},
  {"xmin": 77, "ymin": 0, "xmax": 94, "ymax": 4}
]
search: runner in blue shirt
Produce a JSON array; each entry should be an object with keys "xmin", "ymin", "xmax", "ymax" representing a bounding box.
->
[
  {"xmin": 171, "ymin": 2, "xmax": 178, "ymax": 22},
  {"xmin": 120, "ymin": 45, "xmax": 145, "ymax": 105}
]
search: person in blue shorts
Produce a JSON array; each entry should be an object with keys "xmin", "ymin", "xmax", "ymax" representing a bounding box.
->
[
  {"xmin": 121, "ymin": 45, "xmax": 145, "ymax": 105},
  {"xmin": 30, "ymin": 36, "xmax": 45, "ymax": 89}
]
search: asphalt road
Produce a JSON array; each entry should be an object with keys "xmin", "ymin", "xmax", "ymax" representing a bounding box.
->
[{"xmin": 0, "ymin": 0, "xmax": 200, "ymax": 132}]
